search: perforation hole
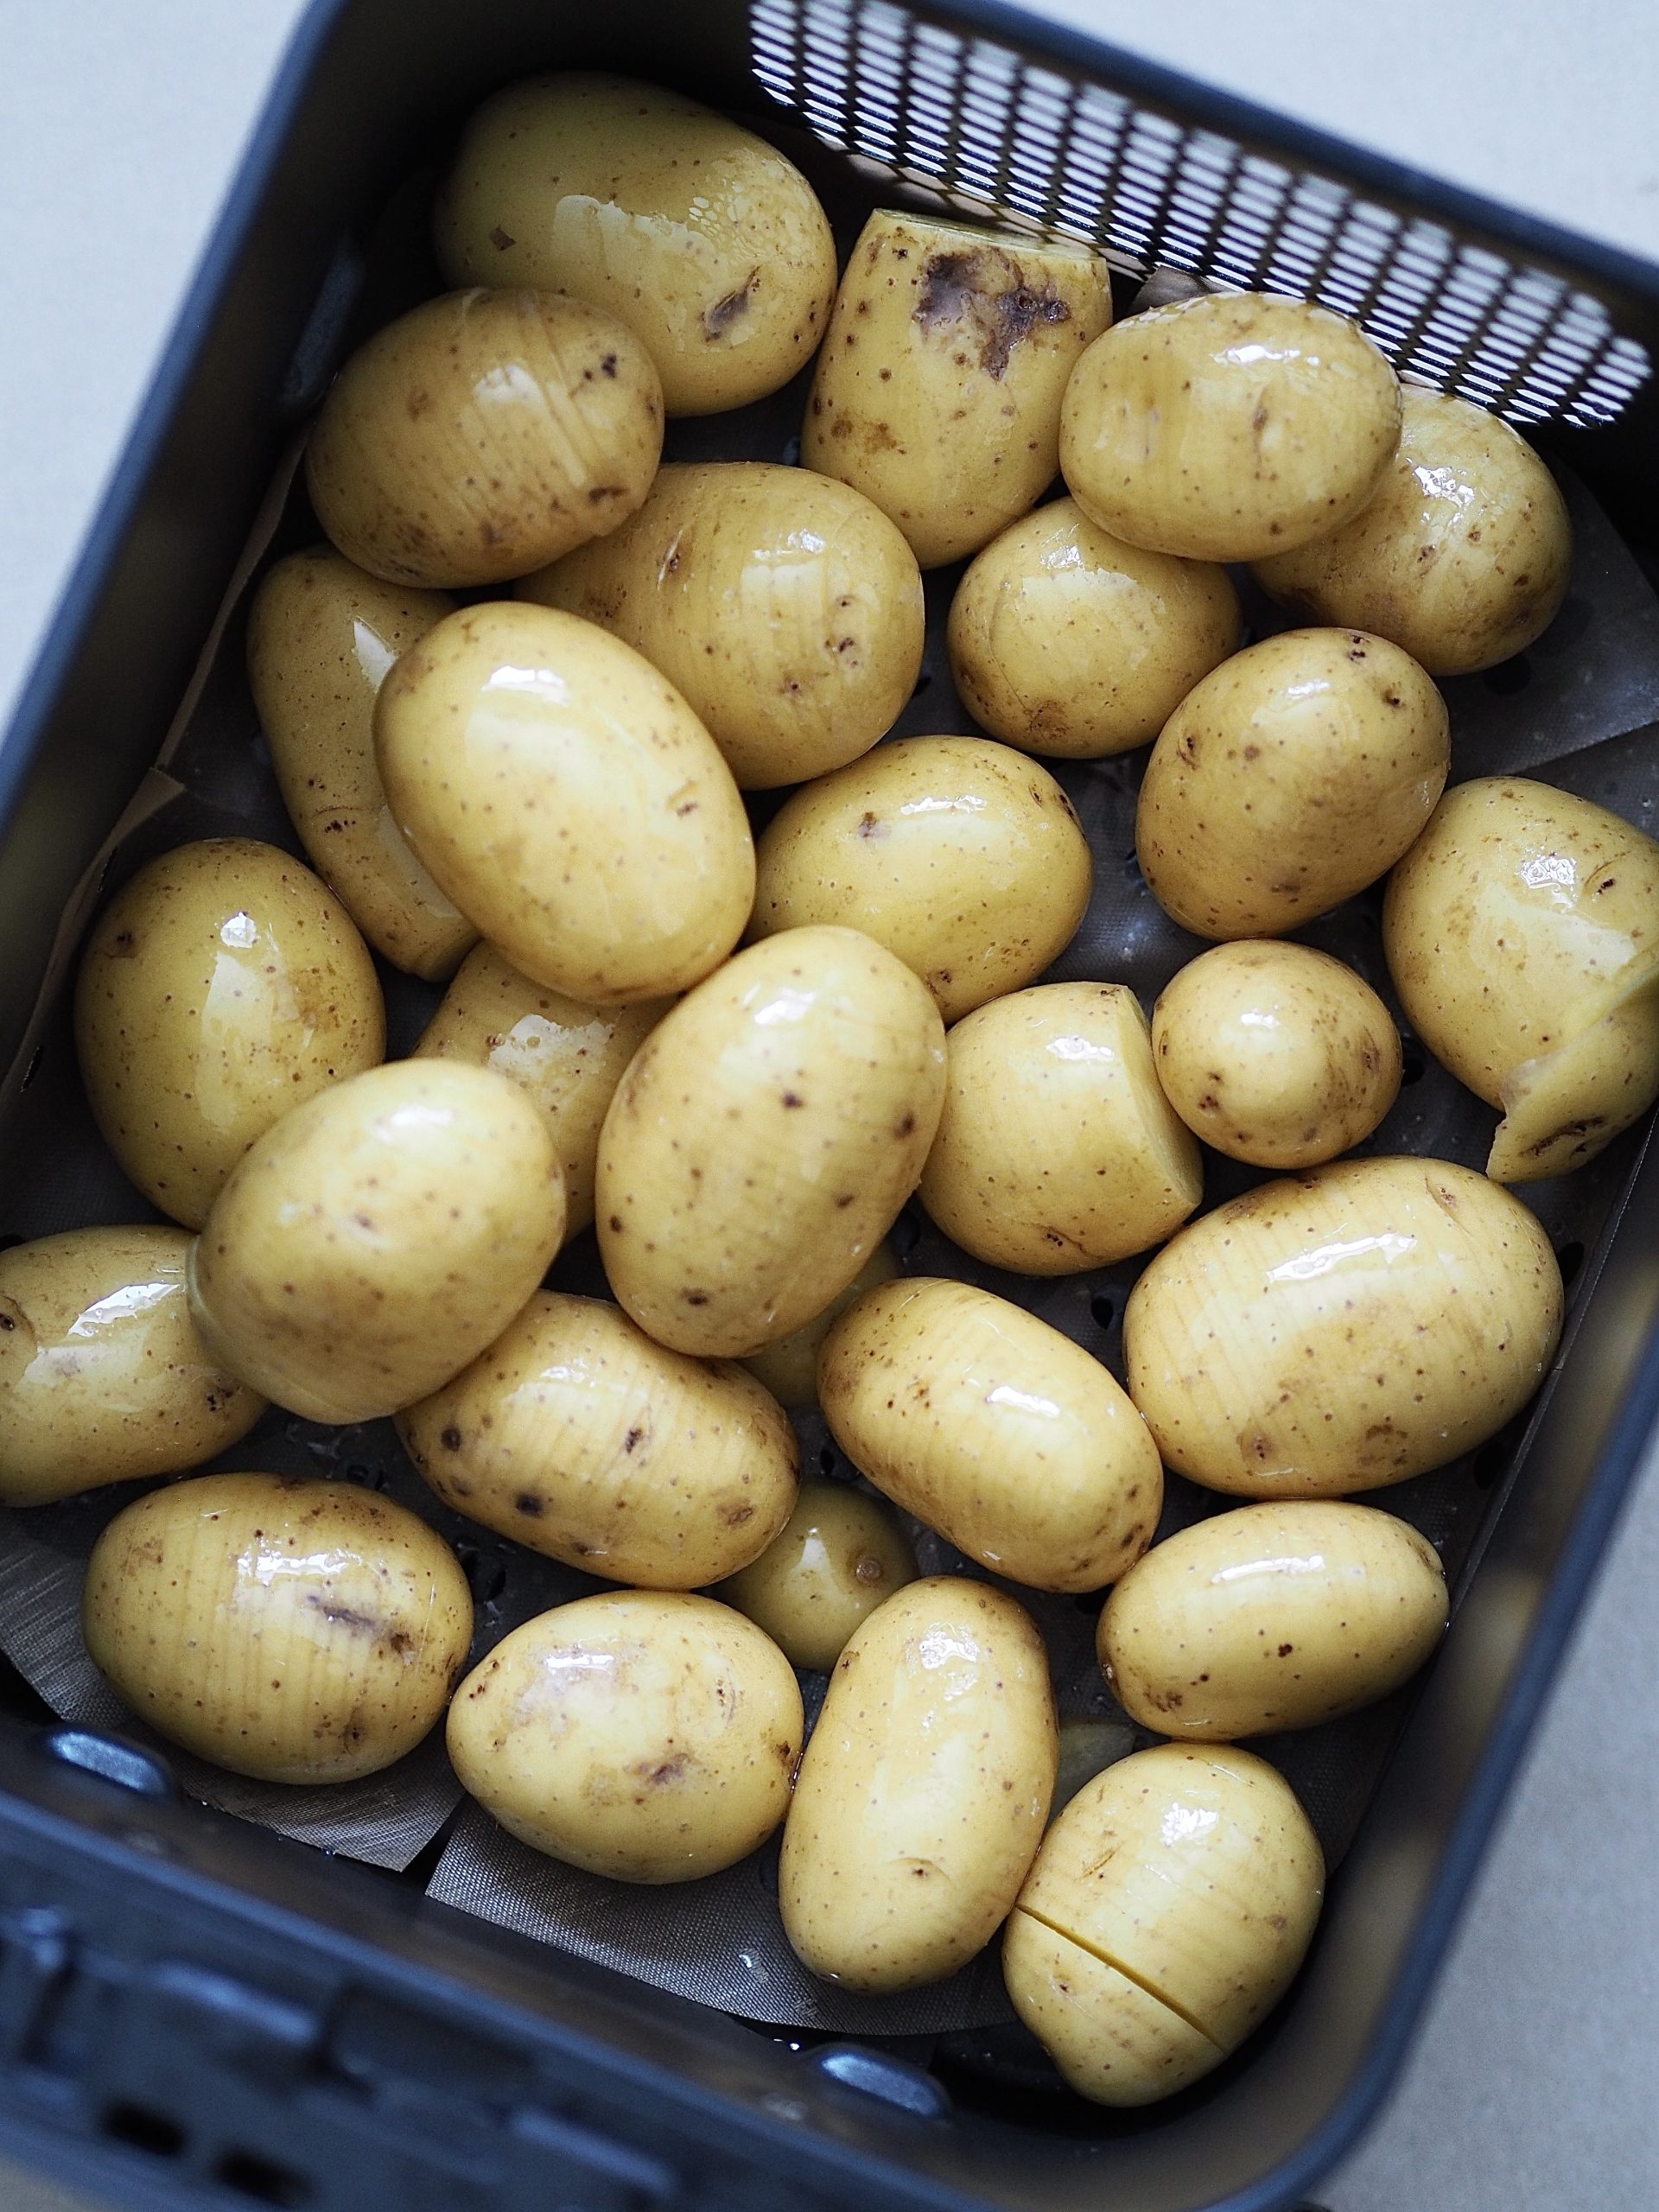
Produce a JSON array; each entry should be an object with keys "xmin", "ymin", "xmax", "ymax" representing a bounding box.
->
[
  {"xmin": 213, "ymin": 2151, "xmax": 312, "ymax": 2206},
  {"xmin": 102, "ymin": 2104, "xmax": 186, "ymax": 2158}
]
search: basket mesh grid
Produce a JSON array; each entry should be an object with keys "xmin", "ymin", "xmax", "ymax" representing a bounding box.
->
[{"xmin": 751, "ymin": 0, "xmax": 1651, "ymax": 428}]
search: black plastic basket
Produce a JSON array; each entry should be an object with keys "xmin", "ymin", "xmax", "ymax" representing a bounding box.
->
[{"xmin": 2, "ymin": 4, "xmax": 1658, "ymax": 2209}]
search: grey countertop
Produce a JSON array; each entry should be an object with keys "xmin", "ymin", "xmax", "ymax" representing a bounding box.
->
[{"xmin": 1, "ymin": 3, "xmax": 1656, "ymax": 2205}]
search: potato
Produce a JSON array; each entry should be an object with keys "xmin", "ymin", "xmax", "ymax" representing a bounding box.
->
[
  {"xmin": 819, "ymin": 1277, "xmax": 1162, "ymax": 1592},
  {"xmin": 0, "ymin": 1227, "xmax": 264, "ymax": 1507},
  {"xmin": 713, "ymin": 1478, "xmax": 917, "ymax": 1671},
  {"xmin": 517, "ymin": 463, "xmax": 925, "ymax": 789},
  {"xmin": 1097, "ymin": 1501, "xmax": 1448, "ymax": 1738},
  {"xmin": 741, "ymin": 1243, "xmax": 899, "ymax": 1411},
  {"xmin": 448, "ymin": 1592, "xmax": 801, "ymax": 1881},
  {"xmin": 1382, "ymin": 777, "xmax": 1659, "ymax": 1180},
  {"xmin": 1136, "ymin": 628, "xmax": 1449, "ymax": 939},
  {"xmin": 1254, "ymin": 388, "xmax": 1573, "ymax": 675},
  {"xmin": 188, "ymin": 1061, "xmax": 564, "ymax": 1423},
  {"xmin": 1060, "ymin": 290, "xmax": 1401, "ymax": 563},
  {"xmin": 751, "ymin": 737, "xmax": 1093, "ymax": 1024},
  {"xmin": 375, "ymin": 601, "xmax": 753, "ymax": 1002},
  {"xmin": 918, "ymin": 982, "xmax": 1202, "ymax": 1273},
  {"xmin": 411, "ymin": 944, "xmax": 670, "ymax": 1237},
  {"xmin": 305, "ymin": 289, "xmax": 662, "ymax": 589},
  {"xmin": 1123, "ymin": 1156, "xmax": 1563, "ymax": 1497},
  {"xmin": 1004, "ymin": 1745, "xmax": 1323, "ymax": 2105},
  {"xmin": 246, "ymin": 549, "xmax": 476, "ymax": 981},
  {"xmin": 435, "ymin": 73, "xmax": 836, "ymax": 416},
  {"xmin": 779, "ymin": 1578, "xmax": 1057, "ymax": 1992},
  {"xmin": 596, "ymin": 926, "xmax": 945, "ymax": 1357},
  {"xmin": 399, "ymin": 1292, "xmax": 798, "ymax": 1587},
  {"xmin": 75, "ymin": 837, "xmax": 385, "ymax": 1229},
  {"xmin": 82, "ymin": 1473, "xmax": 472, "ymax": 1784},
  {"xmin": 803, "ymin": 211, "xmax": 1112, "ymax": 568},
  {"xmin": 946, "ymin": 498, "xmax": 1240, "ymax": 759},
  {"xmin": 1151, "ymin": 942, "xmax": 1402, "ymax": 1168}
]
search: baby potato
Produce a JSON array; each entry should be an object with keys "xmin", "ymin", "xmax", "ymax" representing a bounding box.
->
[
  {"xmin": 713, "ymin": 1478, "xmax": 917, "ymax": 1671},
  {"xmin": 1383, "ymin": 777, "xmax": 1659, "ymax": 1180},
  {"xmin": 819, "ymin": 1277, "xmax": 1162, "ymax": 1592},
  {"xmin": 305, "ymin": 289, "xmax": 662, "ymax": 589},
  {"xmin": 82, "ymin": 1473, "xmax": 472, "ymax": 1784},
  {"xmin": 1097, "ymin": 1501, "xmax": 1448, "ymax": 1738},
  {"xmin": 1060, "ymin": 290, "xmax": 1401, "ymax": 563},
  {"xmin": 780, "ymin": 1578, "xmax": 1057, "ymax": 1992},
  {"xmin": 1004, "ymin": 1745, "xmax": 1323, "ymax": 2105},
  {"xmin": 435, "ymin": 73, "xmax": 836, "ymax": 416},
  {"xmin": 75, "ymin": 837, "xmax": 385, "ymax": 1229},
  {"xmin": 1123, "ymin": 1155, "xmax": 1563, "ymax": 1497},
  {"xmin": 1254, "ymin": 388, "xmax": 1573, "ymax": 675},
  {"xmin": 741, "ymin": 1243, "xmax": 899, "ymax": 1410},
  {"xmin": 412, "ymin": 944, "xmax": 670, "ymax": 1237},
  {"xmin": 448, "ymin": 1592, "xmax": 802, "ymax": 1882},
  {"xmin": 751, "ymin": 737, "xmax": 1093, "ymax": 1024},
  {"xmin": 399, "ymin": 1292, "xmax": 798, "ymax": 1588},
  {"xmin": 518, "ymin": 462, "xmax": 925, "ymax": 789},
  {"xmin": 918, "ymin": 982, "xmax": 1202, "ymax": 1273},
  {"xmin": 188, "ymin": 1061, "xmax": 565, "ymax": 1424},
  {"xmin": 596, "ymin": 926, "xmax": 945, "ymax": 1358},
  {"xmin": 947, "ymin": 498, "xmax": 1240, "ymax": 759},
  {"xmin": 1136, "ymin": 628, "xmax": 1449, "ymax": 939},
  {"xmin": 0, "ymin": 1227, "xmax": 264, "ymax": 1507},
  {"xmin": 1152, "ymin": 942, "xmax": 1402, "ymax": 1167},
  {"xmin": 245, "ymin": 548, "xmax": 476, "ymax": 980},
  {"xmin": 375, "ymin": 601, "xmax": 753, "ymax": 1003},
  {"xmin": 803, "ymin": 211, "xmax": 1112, "ymax": 568}
]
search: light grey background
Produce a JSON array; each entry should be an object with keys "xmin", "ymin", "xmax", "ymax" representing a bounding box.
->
[{"xmin": 0, "ymin": 3, "xmax": 1656, "ymax": 2206}]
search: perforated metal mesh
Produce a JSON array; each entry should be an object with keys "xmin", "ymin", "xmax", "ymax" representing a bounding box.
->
[{"xmin": 750, "ymin": 0, "xmax": 1652, "ymax": 429}]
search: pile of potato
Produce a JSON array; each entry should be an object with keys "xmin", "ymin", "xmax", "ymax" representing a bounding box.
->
[{"xmin": 4, "ymin": 67, "xmax": 1657, "ymax": 2111}]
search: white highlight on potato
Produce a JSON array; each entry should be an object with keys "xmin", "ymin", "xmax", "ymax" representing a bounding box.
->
[
  {"xmin": 67, "ymin": 1278, "xmax": 175, "ymax": 1335},
  {"xmin": 219, "ymin": 912, "xmax": 257, "ymax": 949},
  {"xmin": 1266, "ymin": 1230, "xmax": 1416, "ymax": 1283},
  {"xmin": 986, "ymin": 1382, "xmax": 1062, "ymax": 1420}
]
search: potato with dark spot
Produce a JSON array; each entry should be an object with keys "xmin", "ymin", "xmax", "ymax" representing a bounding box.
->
[
  {"xmin": 81, "ymin": 1473, "xmax": 473, "ymax": 1783},
  {"xmin": 306, "ymin": 289, "xmax": 662, "ymax": 588},
  {"xmin": 1136, "ymin": 628, "xmax": 1448, "ymax": 939},
  {"xmin": 447, "ymin": 1592, "xmax": 802, "ymax": 1881},
  {"xmin": 1152, "ymin": 942, "xmax": 1401, "ymax": 1167},
  {"xmin": 741, "ymin": 1243, "xmax": 898, "ymax": 1410},
  {"xmin": 804, "ymin": 211, "xmax": 1112, "ymax": 568},
  {"xmin": 780, "ymin": 1578, "xmax": 1057, "ymax": 1991},
  {"xmin": 714, "ymin": 1478, "xmax": 916, "ymax": 1670},
  {"xmin": 1060, "ymin": 290, "xmax": 1401, "ymax": 563},
  {"xmin": 400, "ymin": 1292, "xmax": 798, "ymax": 1587}
]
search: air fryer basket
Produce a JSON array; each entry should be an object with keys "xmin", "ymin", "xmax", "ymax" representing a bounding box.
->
[{"xmin": 0, "ymin": 3, "xmax": 1657, "ymax": 2209}]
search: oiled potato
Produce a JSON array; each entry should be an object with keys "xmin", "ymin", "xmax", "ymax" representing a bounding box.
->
[
  {"xmin": 518, "ymin": 463, "xmax": 924, "ymax": 788},
  {"xmin": 918, "ymin": 982, "xmax": 1202, "ymax": 1272},
  {"xmin": 188, "ymin": 1062, "xmax": 565, "ymax": 1423},
  {"xmin": 400, "ymin": 1292, "xmax": 798, "ymax": 1587},
  {"xmin": 306, "ymin": 289, "xmax": 662, "ymax": 588},
  {"xmin": 1123, "ymin": 1156, "xmax": 1563, "ymax": 1497},
  {"xmin": 741, "ymin": 1243, "xmax": 899, "ymax": 1410},
  {"xmin": 1152, "ymin": 942, "xmax": 1402, "ymax": 1167},
  {"xmin": 82, "ymin": 1474, "xmax": 472, "ymax": 1784},
  {"xmin": 751, "ymin": 737, "xmax": 1093, "ymax": 1024},
  {"xmin": 819, "ymin": 1277, "xmax": 1162, "ymax": 1592},
  {"xmin": 75, "ymin": 838, "xmax": 385, "ymax": 1228},
  {"xmin": 1382, "ymin": 777, "xmax": 1659, "ymax": 1180},
  {"xmin": 1004, "ymin": 1745, "xmax": 1323, "ymax": 2105},
  {"xmin": 1060, "ymin": 290, "xmax": 1401, "ymax": 563},
  {"xmin": 0, "ymin": 1228, "xmax": 264, "ymax": 1507},
  {"xmin": 596, "ymin": 926, "xmax": 945, "ymax": 1357},
  {"xmin": 1098, "ymin": 1501, "xmax": 1448, "ymax": 1738},
  {"xmin": 435, "ymin": 73, "xmax": 836, "ymax": 416},
  {"xmin": 1136, "ymin": 628, "xmax": 1448, "ymax": 938},
  {"xmin": 947, "ymin": 498, "xmax": 1239, "ymax": 759},
  {"xmin": 1254, "ymin": 389, "xmax": 1573, "ymax": 675},
  {"xmin": 714, "ymin": 1478, "xmax": 917, "ymax": 1671},
  {"xmin": 375, "ymin": 601, "xmax": 753, "ymax": 1002},
  {"xmin": 780, "ymin": 1579, "xmax": 1057, "ymax": 1991},
  {"xmin": 448, "ymin": 1592, "xmax": 802, "ymax": 1881},
  {"xmin": 804, "ymin": 211, "xmax": 1112, "ymax": 568},
  {"xmin": 412, "ymin": 943, "xmax": 670, "ymax": 1236}
]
